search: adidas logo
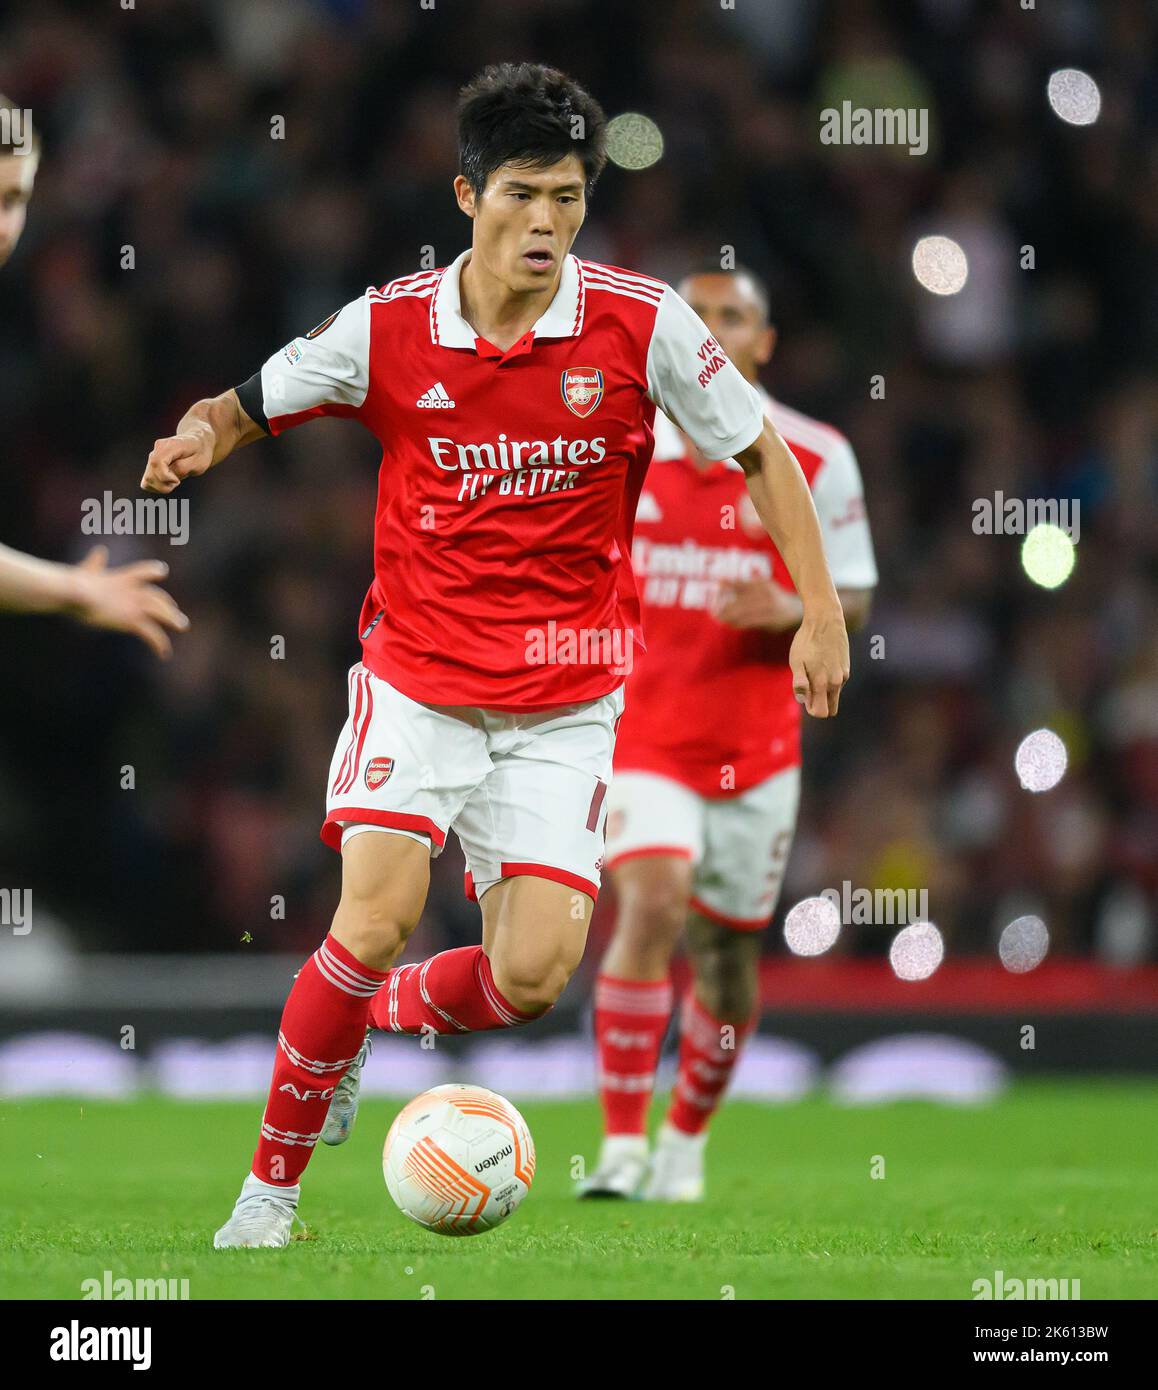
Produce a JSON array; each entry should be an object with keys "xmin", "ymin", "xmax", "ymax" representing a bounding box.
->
[
  {"xmin": 635, "ymin": 491, "xmax": 663, "ymax": 523},
  {"xmin": 417, "ymin": 382, "xmax": 455, "ymax": 409}
]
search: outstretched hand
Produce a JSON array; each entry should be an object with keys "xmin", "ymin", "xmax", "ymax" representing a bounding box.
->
[{"xmin": 69, "ymin": 546, "xmax": 190, "ymax": 658}]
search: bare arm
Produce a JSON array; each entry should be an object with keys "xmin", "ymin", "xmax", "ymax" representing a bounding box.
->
[
  {"xmin": 140, "ymin": 389, "xmax": 266, "ymax": 496},
  {"xmin": 732, "ymin": 421, "xmax": 850, "ymax": 716},
  {"xmin": 0, "ymin": 543, "xmax": 86, "ymax": 614}
]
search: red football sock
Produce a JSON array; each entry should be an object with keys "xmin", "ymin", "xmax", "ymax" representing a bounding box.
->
[
  {"xmin": 252, "ymin": 933, "xmax": 388, "ymax": 1186},
  {"xmin": 666, "ymin": 991, "xmax": 757, "ymax": 1136},
  {"xmin": 368, "ymin": 945, "xmax": 542, "ymax": 1034},
  {"xmin": 593, "ymin": 973, "xmax": 673, "ymax": 1137}
]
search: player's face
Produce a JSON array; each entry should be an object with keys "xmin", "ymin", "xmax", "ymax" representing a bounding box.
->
[
  {"xmin": 0, "ymin": 152, "xmax": 36, "ymax": 268},
  {"xmin": 456, "ymin": 154, "xmax": 587, "ymax": 293},
  {"xmin": 679, "ymin": 273, "xmax": 775, "ymax": 382}
]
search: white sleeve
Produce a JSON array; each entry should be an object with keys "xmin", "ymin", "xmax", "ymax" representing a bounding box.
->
[
  {"xmin": 238, "ymin": 293, "xmax": 372, "ymax": 435},
  {"xmin": 810, "ymin": 437, "xmax": 879, "ymax": 589},
  {"xmin": 645, "ymin": 286, "xmax": 766, "ymax": 461}
]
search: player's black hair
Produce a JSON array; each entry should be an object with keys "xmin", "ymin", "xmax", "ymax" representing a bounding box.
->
[
  {"xmin": 681, "ymin": 260, "xmax": 772, "ymax": 325},
  {"xmin": 458, "ymin": 63, "xmax": 608, "ymax": 199}
]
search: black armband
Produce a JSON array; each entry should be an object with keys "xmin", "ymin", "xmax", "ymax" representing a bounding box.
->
[{"xmin": 234, "ymin": 373, "xmax": 270, "ymax": 435}]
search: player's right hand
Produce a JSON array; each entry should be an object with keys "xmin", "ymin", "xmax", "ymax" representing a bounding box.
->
[
  {"xmin": 140, "ymin": 431, "xmax": 214, "ymax": 495},
  {"xmin": 789, "ymin": 603, "xmax": 850, "ymax": 719},
  {"xmin": 69, "ymin": 546, "xmax": 190, "ymax": 659}
]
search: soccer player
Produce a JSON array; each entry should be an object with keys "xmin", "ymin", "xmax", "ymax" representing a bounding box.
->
[
  {"xmin": 138, "ymin": 63, "xmax": 850, "ymax": 1248},
  {"xmin": 0, "ymin": 95, "xmax": 187, "ymax": 655},
  {"xmin": 580, "ymin": 265, "xmax": 877, "ymax": 1200}
]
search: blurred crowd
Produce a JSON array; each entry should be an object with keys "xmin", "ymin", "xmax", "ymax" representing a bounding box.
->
[{"xmin": 0, "ymin": 0, "xmax": 1155, "ymax": 969}]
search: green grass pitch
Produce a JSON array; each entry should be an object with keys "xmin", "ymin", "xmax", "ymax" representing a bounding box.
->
[{"xmin": 1, "ymin": 1082, "xmax": 1155, "ymax": 1300}]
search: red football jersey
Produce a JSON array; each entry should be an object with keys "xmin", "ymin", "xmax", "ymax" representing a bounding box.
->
[
  {"xmin": 613, "ymin": 393, "xmax": 878, "ymax": 796},
  {"xmin": 237, "ymin": 253, "xmax": 765, "ymax": 710}
]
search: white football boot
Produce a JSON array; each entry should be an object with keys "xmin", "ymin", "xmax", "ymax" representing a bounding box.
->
[
  {"xmin": 213, "ymin": 1173, "xmax": 302, "ymax": 1249},
  {"xmin": 641, "ymin": 1122, "xmax": 707, "ymax": 1202},
  {"xmin": 321, "ymin": 1031, "xmax": 371, "ymax": 1146},
  {"xmin": 576, "ymin": 1135, "xmax": 650, "ymax": 1199}
]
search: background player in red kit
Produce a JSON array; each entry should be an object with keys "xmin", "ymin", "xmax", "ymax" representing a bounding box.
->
[
  {"xmin": 582, "ymin": 267, "xmax": 878, "ymax": 1201},
  {"xmin": 138, "ymin": 64, "xmax": 851, "ymax": 1248}
]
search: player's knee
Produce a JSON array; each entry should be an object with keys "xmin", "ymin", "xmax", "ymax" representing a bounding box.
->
[
  {"xmin": 332, "ymin": 835, "xmax": 428, "ymax": 969},
  {"xmin": 616, "ymin": 871, "xmax": 689, "ymax": 947},
  {"xmin": 498, "ymin": 969, "xmax": 567, "ymax": 1016},
  {"xmin": 331, "ymin": 896, "xmax": 419, "ymax": 971},
  {"xmin": 494, "ymin": 947, "xmax": 581, "ymax": 1017}
]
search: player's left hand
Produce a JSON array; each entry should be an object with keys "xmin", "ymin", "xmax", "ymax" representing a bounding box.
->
[
  {"xmin": 714, "ymin": 579, "xmax": 802, "ymax": 632},
  {"xmin": 789, "ymin": 604, "xmax": 849, "ymax": 718}
]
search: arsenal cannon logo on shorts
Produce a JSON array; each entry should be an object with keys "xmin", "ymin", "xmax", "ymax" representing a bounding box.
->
[{"xmin": 365, "ymin": 756, "xmax": 395, "ymax": 790}]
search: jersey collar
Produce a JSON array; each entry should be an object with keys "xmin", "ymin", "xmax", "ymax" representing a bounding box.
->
[{"xmin": 430, "ymin": 249, "xmax": 585, "ymax": 351}]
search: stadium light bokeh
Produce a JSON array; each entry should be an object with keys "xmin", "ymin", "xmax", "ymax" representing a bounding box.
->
[
  {"xmin": 1014, "ymin": 728, "xmax": 1068, "ymax": 793},
  {"xmin": 889, "ymin": 922, "xmax": 945, "ymax": 981},
  {"xmin": 911, "ymin": 235, "xmax": 968, "ymax": 295},
  {"xmin": 998, "ymin": 915, "xmax": 1050, "ymax": 974},
  {"xmin": 1021, "ymin": 522, "xmax": 1076, "ymax": 589},
  {"xmin": 1047, "ymin": 68, "xmax": 1102, "ymax": 126},
  {"xmin": 783, "ymin": 896, "xmax": 842, "ymax": 957},
  {"xmin": 605, "ymin": 112, "xmax": 664, "ymax": 170}
]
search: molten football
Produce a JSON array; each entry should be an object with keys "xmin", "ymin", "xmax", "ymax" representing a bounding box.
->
[{"xmin": 382, "ymin": 1083, "xmax": 536, "ymax": 1236}]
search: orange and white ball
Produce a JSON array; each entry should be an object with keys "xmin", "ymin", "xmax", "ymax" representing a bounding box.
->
[{"xmin": 383, "ymin": 1084, "xmax": 536, "ymax": 1236}]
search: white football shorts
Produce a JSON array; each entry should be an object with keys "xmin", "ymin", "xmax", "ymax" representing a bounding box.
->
[
  {"xmin": 322, "ymin": 664, "xmax": 624, "ymax": 903},
  {"xmin": 603, "ymin": 766, "xmax": 801, "ymax": 930}
]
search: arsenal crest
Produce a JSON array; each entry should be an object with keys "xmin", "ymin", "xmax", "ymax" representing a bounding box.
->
[
  {"xmin": 365, "ymin": 756, "xmax": 394, "ymax": 790},
  {"xmin": 561, "ymin": 367, "xmax": 604, "ymax": 418}
]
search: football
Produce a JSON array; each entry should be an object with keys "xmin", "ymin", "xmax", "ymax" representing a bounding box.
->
[{"xmin": 382, "ymin": 1083, "xmax": 536, "ymax": 1236}]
